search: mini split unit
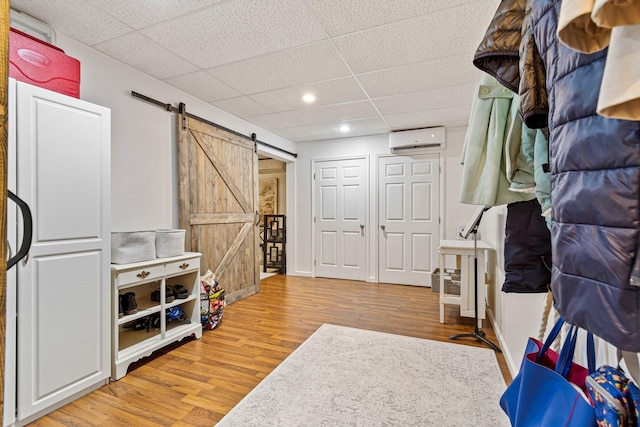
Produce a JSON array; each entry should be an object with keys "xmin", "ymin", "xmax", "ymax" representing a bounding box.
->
[{"xmin": 389, "ymin": 127, "xmax": 446, "ymax": 153}]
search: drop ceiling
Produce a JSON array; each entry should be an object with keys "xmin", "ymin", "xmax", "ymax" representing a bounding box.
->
[{"xmin": 9, "ymin": 0, "xmax": 500, "ymax": 143}]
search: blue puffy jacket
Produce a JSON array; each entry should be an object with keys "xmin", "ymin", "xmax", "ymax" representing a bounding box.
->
[{"xmin": 525, "ymin": 0, "xmax": 640, "ymax": 351}]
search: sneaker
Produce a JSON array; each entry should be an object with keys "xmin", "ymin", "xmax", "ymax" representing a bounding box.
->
[
  {"xmin": 172, "ymin": 284, "xmax": 189, "ymax": 299},
  {"xmin": 151, "ymin": 287, "xmax": 175, "ymax": 303}
]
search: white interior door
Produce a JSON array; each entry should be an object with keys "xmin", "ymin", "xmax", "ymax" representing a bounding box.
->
[
  {"xmin": 378, "ymin": 154, "xmax": 440, "ymax": 286},
  {"xmin": 314, "ymin": 158, "xmax": 367, "ymax": 281}
]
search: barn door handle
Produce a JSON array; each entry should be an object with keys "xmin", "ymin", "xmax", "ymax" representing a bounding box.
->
[{"xmin": 255, "ymin": 211, "xmax": 260, "ymax": 226}]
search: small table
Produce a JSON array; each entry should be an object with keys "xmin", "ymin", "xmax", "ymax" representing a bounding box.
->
[{"xmin": 438, "ymin": 239, "xmax": 494, "ymax": 326}]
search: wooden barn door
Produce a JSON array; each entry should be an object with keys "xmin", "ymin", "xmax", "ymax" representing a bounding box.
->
[{"xmin": 177, "ymin": 113, "xmax": 259, "ymax": 304}]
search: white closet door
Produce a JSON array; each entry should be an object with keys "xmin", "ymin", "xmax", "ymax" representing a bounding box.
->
[
  {"xmin": 16, "ymin": 82, "xmax": 110, "ymax": 421},
  {"xmin": 314, "ymin": 158, "xmax": 367, "ymax": 281},
  {"xmin": 378, "ymin": 154, "xmax": 440, "ymax": 286}
]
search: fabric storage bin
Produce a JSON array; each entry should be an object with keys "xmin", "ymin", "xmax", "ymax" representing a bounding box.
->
[
  {"xmin": 430, "ymin": 268, "xmax": 461, "ymax": 295},
  {"xmin": 111, "ymin": 231, "xmax": 156, "ymax": 264},
  {"xmin": 155, "ymin": 229, "xmax": 185, "ymax": 258}
]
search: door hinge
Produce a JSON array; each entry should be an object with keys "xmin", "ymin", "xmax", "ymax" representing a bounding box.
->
[
  {"xmin": 314, "ymin": 259, "xmax": 316, "ymax": 266},
  {"xmin": 439, "ymin": 217, "xmax": 441, "ymax": 224},
  {"xmin": 313, "ymin": 172, "xmax": 316, "ymax": 180},
  {"xmin": 314, "ymin": 216, "xmax": 316, "ymax": 223},
  {"xmin": 439, "ymin": 165, "xmax": 442, "ymax": 174}
]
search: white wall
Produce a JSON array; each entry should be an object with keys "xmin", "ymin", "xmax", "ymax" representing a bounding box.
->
[
  {"xmin": 291, "ymin": 127, "xmax": 479, "ymax": 280},
  {"xmin": 53, "ymin": 33, "xmax": 296, "ymax": 231}
]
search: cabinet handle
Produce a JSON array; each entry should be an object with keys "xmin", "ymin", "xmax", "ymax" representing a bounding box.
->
[
  {"xmin": 179, "ymin": 263, "xmax": 189, "ymax": 270},
  {"xmin": 136, "ymin": 270, "xmax": 150, "ymax": 279}
]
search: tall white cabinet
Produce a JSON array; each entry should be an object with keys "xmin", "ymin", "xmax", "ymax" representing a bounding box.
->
[{"xmin": 5, "ymin": 79, "xmax": 111, "ymax": 426}]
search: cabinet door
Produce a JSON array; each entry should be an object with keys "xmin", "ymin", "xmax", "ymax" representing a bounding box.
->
[{"xmin": 16, "ymin": 82, "xmax": 110, "ymax": 421}]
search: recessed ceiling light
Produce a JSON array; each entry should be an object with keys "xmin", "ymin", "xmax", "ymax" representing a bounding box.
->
[
  {"xmin": 302, "ymin": 93, "xmax": 316, "ymax": 103},
  {"xmin": 339, "ymin": 124, "xmax": 350, "ymax": 132}
]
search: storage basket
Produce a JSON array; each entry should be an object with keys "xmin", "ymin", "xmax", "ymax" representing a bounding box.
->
[
  {"xmin": 155, "ymin": 229, "xmax": 185, "ymax": 258},
  {"xmin": 111, "ymin": 231, "xmax": 156, "ymax": 264},
  {"xmin": 430, "ymin": 268, "xmax": 461, "ymax": 295}
]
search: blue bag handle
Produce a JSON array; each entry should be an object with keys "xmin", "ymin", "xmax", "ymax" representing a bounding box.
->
[
  {"xmin": 538, "ymin": 317, "xmax": 596, "ymax": 377},
  {"xmin": 537, "ymin": 317, "xmax": 565, "ymax": 361}
]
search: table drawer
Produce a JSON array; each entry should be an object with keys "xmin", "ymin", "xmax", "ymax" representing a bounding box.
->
[
  {"xmin": 115, "ymin": 264, "xmax": 164, "ymax": 287},
  {"xmin": 165, "ymin": 256, "xmax": 200, "ymax": 277}
]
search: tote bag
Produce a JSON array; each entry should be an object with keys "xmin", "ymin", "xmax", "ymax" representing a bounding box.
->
[{"xmin": 500, "ymin": 318, "xmax": 597, "ymax": 426}]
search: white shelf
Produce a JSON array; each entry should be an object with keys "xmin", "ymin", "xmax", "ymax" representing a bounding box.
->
[{"xmin": 111, "ymin": 252, "xmax": 203, "ymax": 380}]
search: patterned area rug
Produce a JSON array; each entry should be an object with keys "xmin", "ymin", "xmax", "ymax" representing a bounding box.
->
[{"xmin": 216, "ymin": 324, "xmax": 510, "ymax": 427}]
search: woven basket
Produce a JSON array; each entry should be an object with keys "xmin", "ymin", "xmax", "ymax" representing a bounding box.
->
[
  {"xmin": 111, "ymin": 231, "xmax": 156, "ymax": 264},
  {"xmin": 155, "ymin": 229, "xmax": 185, "ymax": 258}
]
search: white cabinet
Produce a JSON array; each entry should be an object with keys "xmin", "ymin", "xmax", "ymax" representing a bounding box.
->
[
  {"xmin": 111, "ymin": 253, "xmax": 203, "ymax": 380},
  {"xmin": 5, "ymin": 79, "xmax": 111, "ymax": 426}
]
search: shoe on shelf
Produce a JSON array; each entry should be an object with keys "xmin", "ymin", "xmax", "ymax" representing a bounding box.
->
[
  {"xmin": 151, "ymin": 286, "xmax": 175, "ymax": 303},
  {"xmin": 172, "ymin": 284, "xmax": 189, "ymax": 299},
  {"xmin": 122, "ymin": 292, "xmax": 138, "ymax": 315}
]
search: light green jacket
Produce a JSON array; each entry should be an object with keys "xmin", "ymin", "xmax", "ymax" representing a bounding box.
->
[{"xmin": 459, "ymin": 74, "xmax": 535, "ymax": 206}]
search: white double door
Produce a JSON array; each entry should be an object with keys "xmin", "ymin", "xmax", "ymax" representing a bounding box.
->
[{"xmin": 313, "ymin": 154, "xmax": 440, "ymax": 286}]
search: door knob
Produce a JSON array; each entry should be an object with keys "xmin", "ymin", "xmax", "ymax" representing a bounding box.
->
[
  {"xmin": 380, "ymin": 225, "xmax": 385, "ymax": 230},
  {"xmin": 360, "ymin": 224, "xmax": 364, "ymax": 230}
]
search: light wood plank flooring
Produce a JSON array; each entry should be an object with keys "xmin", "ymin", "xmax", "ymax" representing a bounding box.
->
[{"xmin": 29, "ymin": 275, "xmax": 511, "ymax": 426}]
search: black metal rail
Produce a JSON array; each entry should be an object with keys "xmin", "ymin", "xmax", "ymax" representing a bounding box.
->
[{"xmin": 131, "ymin": 91, "xmax": 297, "ymax": 158}]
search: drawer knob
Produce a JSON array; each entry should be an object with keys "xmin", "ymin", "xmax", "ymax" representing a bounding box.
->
[
  {"xmin": 179, "ymin": 263, "xmax": 189, "ymax": 270},
  {"xmin": 136, "ymin": 270, "xmax": 150, "ymax": 279}
]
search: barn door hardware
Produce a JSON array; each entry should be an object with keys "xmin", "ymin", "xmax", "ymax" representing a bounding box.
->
[{"xmin": 130, "ymin": 90, "xmax": 298, "ymax": 158}]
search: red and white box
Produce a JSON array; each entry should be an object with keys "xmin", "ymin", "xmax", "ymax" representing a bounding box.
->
[{"xmin": 9, "ymin": 27, "xmax": 80, "ymax": 98}]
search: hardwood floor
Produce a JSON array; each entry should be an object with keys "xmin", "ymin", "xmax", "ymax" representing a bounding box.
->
[{"xmin": 30, "ymin": 275, "xmax": 511, "ymax": 426}]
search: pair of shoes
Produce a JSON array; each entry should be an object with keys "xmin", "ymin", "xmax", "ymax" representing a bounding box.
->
[
  {"xmin": 120, "ymin": 292, "xmax": 138, "ymax": 315},
  {"xmin": 151, "ymin": 286, "xmax": 175, "ymax": 303},
  {"xmin": 172, "ymin": 284, "xmax": 189, "ymax": 299}
]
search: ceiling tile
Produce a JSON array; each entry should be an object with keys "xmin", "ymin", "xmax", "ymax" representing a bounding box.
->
[
  {"xmin": 249, "ymin": 77, "xmax": 367, "ymax": 113},
  {"xmin": 85, "ymin": 0, "xmax": 222, "ymax": 30},
  {"xmin": 333, "ymin": 0, "xmax": 498, "ymax": 73},
  {"xmin": 211, "ymin": 96, "xmax": 271, "ymax": 118},
  {"xmin": 274, "ymin": 101, "xmax": 380, "ymax": 127},
  {"xmin": 306, "ymin": 0, "xmax": 467, "ymax": 37},
  {"xmin": 207, "ymin": 41, "xmax": 350, "ymax": 95},
  {"xmin": 163, "ymin": 71, "xmax": 241, "ymax": 102},
  {"xmin": 372, "ymin": 83, "xmax": 476, "ymax": 116},
  {"xmin": 141, "ymin": 0, "xmax": 329, "ymax": 69},
  {"xmin": 244, "ymin": 113, "xmax": 296, "ymax": 130},
  {"xmin": 94, "ymin": 33, "xmax": 199, "ymax": 80},
  {"xmin": 275, "ymin": 117, "xmax": 390, "ymax": 142},
  {"xmin": 383, "ymin": 105, "xmax": 472, "ymax": 130},
  {"xmin": 10, "ymin": 0, "xmax": 133, "ymax": 45},
  {"xmin": 358, "ymin": 54, "xmax": 483, "ymax": 98}
]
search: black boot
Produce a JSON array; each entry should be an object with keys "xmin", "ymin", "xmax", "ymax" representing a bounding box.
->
[{"xmin": 122, "ymin": 292, "xmax": 138, "ymax": 315}]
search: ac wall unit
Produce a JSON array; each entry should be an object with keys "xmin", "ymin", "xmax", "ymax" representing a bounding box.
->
[{"xmin": 389, "ymin": 127, "xmax": 445, "ymax": 153}]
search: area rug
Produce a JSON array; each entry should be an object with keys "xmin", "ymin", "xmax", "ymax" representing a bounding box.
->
[{"xmin": 216, "ymin": 324, "xmax": 509, "ymax": 426}]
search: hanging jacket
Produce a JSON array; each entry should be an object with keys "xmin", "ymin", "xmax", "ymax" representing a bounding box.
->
[
  {"xmin": 473, "ymin": 0, "xmax": 527, "ymax": 93},
  {"xmin": 458, "ymin": 73, "xmax": 535, "ymax": 207},
  {"xmin": 523, "ymin": 0, "xmax": 640, "ymax": 352},
  {"xmin": 556, "ymin": 0, "xmax": 640, "ymax": 121},
  {"xmin": 502, "ymin": 198, "xmax": 551, "ymax": 293}
]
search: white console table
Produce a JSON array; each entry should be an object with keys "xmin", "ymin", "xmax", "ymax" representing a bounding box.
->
[{"xmin": 438, "ymin": 240, "xmax": 494, "ymax": 326}]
